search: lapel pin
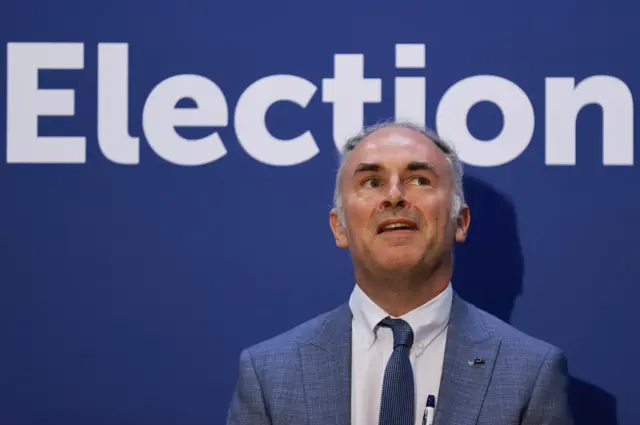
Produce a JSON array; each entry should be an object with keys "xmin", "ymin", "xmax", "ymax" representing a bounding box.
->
[{"xmin": 468, "ymin": 357, "xmax": 486, "ymax": 366}]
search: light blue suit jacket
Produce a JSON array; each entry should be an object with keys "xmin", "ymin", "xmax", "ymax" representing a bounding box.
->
[{"xmin": 226, "ymin": 293, "xmax": 573, "ymax": 425}]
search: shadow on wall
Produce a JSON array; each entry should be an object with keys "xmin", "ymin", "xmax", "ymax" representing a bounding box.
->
[{"xmin": 453, "ymin": 175, "xmax": 618, "ymax": 425}]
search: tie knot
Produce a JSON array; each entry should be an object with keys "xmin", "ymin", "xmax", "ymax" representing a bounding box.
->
[{"xmin": 379, "ymin": 317, "xmax": 414, "ymax": 349}]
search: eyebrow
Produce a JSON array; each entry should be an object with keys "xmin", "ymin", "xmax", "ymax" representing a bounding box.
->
[
  {"xmin": 353, "ymin": 163, "xmax": 381, "ymax": 175},
  {"xmin": 407, "ymin": 161, "xmax": 435, "ymax": 172},
  {"xmin": 353, "ymin": 161, "xmax": 436, "ymax": 176}
]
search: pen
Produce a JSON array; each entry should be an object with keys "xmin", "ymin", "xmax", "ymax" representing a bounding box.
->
[{"xmin": 421, "ymin": 394, "xmax": 436, "ymax": 425}]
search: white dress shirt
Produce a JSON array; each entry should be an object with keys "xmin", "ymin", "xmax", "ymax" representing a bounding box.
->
[{"xmin": 349, "ymin": 282, "xmax": 453, "ymax": 425}]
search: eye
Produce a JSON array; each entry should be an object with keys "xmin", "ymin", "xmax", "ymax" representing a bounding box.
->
[
  {"xmin": 363, "ymin": 177, "xmax": 381, "ymax": 188},
  {"xmin": 410, "ymin": 176, "xmax": 431, "ymax": 185}
]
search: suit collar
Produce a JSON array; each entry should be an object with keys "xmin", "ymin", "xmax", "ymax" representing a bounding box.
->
[
  {"xmin": 307, "ymin": 303, "xmax": 352, "ymax": 351},
  {"xmin": 448, "ymin": 291, "xmax": 493, "ymax": 344},
  {"xmin": 298, "ymin": 292, "xmax": 501, "ymax": 425},
  {"xmin": 299, "ymin": 304, "xmax": 352, "ymax": 425},
  {"xmin": 434, "ymin": 292, "xmax": 502, "ymax": 425}
]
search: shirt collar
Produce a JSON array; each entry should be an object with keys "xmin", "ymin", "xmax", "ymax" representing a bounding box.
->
[{"xmin": 348, "ymin": 282, "xmax": 453, "ymax": 357}]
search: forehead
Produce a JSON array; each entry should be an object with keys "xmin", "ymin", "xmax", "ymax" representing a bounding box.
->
[{"xmin": 345, "ymin": 126, "xmax": 450, "ymax": 173}]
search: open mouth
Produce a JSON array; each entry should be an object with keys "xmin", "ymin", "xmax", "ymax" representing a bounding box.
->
[{"xmin": 377, "ymin": 220, "xmax": 418, "ymax": 234}]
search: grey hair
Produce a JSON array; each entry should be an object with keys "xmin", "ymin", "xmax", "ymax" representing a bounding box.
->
[{"xmin": 332, "ymin": 120, "xmax": 465, "ymax": 228}]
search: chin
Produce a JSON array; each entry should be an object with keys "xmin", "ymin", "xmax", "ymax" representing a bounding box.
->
[{"xmin": 374, "ymin": 251, "xmax": 424, "ymax": 271}]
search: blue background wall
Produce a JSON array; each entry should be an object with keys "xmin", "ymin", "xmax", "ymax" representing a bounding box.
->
[{"xmin": 1, "ymin": 1, "xmax": 638, "ymax": 424}]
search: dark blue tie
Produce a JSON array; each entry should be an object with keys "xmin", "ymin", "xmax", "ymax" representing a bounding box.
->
[{"xmin": 378, "ymin": 317, "xmax": 415, "ymax": 425}]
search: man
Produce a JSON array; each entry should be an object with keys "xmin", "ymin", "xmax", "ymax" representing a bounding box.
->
[{"xmin": 226, "ymin": 121, "xmax": 572, "ymax": 425}]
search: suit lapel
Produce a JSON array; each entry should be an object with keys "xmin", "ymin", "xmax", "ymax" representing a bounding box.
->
[
  {"xmin": 434, "ymin": 294, "xmax": 502, "ymax": 425},
  {"xmin": 298, "ymin": 304, "xmax": 352, "ymax": 425}
]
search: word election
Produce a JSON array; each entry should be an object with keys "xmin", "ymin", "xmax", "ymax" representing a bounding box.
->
[{"xmin": 5, "ymin": 42, "xmax": 635, "ymax": 167}]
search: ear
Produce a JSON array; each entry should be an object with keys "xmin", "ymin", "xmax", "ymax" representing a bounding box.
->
[
  {"xmin": 329, "ymin": 209, "xmax": 349, "ymax": 248},
  {"xmin": 454, "ymin": 204, "xmax": 470, "ymax": 243}
]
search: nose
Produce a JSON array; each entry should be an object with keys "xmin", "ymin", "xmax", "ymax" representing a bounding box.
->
[{"xmin": 380, "ymin": 178, "xmax": 408, "ymax": 210}]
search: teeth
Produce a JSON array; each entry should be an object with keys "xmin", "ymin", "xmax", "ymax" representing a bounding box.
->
[{"xmin": 383, "ymin": 223, "xmax": 411, "ymax": 230}]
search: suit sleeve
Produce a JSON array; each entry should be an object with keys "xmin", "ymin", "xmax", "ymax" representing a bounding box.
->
[
  {"xmin": 521, "ymin": 347, "xmax": 573, "ymax": 425},
  {"xmin": 226, "ymin": 348, "xmax": 272, "ymax": 425}
]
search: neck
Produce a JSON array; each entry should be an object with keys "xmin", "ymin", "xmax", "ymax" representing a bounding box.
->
[{"xmin": 354, "ymin": 258, "xmax": 452, "ymax": 317}]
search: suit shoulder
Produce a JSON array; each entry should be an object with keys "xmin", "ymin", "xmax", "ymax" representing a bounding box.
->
[{"xmin": 464, "ymin": 300, "xmax": 562, "ymax": 359}]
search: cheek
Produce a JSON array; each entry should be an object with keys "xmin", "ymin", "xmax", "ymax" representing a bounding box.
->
[
  {"xmin": 354, "ymin": 189, "xmax": 380, "ymax": 207},
  {"xmin": 346, "ymin": 205, "xmax": 370, "ymax": 229},
  {"xmin": 346, "ymin": 194, "xmax": 378, "ymax": 222},
  {"xmin": 416, "ymin": 197, "xmax": 452, "ymax": 231}
]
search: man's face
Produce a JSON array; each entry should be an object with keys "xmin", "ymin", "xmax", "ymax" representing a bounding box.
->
[{"xmin": 329, "ymin": 127, "xmax": 470, "ymax": 273}]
